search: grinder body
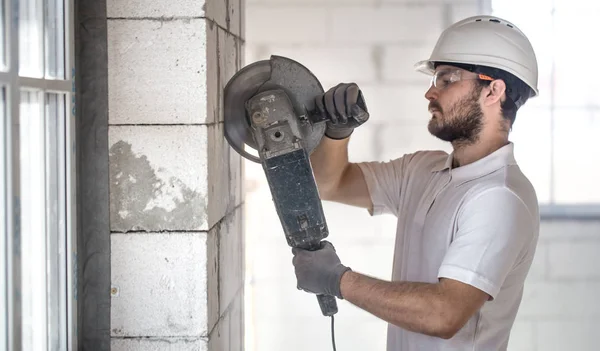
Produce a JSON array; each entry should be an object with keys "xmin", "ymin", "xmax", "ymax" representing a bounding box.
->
[
  {"xmin": 223, "ymin": 55, "xmax": 368, "ymax": 317},
  {"xmin": 246, "ymin": 89, "xmax": 338, "ymax": 316}
]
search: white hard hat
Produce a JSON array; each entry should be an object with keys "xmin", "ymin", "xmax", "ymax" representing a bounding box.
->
[{"xmin": 415, "ymin": 15, "xmax": 539, "ymax": 98}]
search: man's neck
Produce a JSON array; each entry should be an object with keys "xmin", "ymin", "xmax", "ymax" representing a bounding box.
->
[{"xmin": 450, "ymin": 136, "xmax": 509, "ymax": 168}]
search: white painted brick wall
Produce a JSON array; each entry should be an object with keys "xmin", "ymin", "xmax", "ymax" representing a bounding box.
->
[{"xmin": 244, "ymin": 0, "xmax": 600, "ymax": 350}]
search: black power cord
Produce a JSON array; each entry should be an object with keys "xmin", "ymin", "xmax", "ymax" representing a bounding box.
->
[{"xmin": 331, "ymin": 315, "xmax": 337, "ymax": 351}]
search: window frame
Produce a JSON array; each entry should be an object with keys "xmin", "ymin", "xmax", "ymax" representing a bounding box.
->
[
  {"xmin": 491, "ymin": 0, "xmax": 600, "ymax": 220},
  {"xmin": 2, "ymin": 0, "xmax": 77, "ymax": 349}
]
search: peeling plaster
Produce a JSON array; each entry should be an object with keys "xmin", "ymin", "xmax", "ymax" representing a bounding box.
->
[{"xmin": 109, "ymin": 140, "xmax": 207, "ymax": 231}]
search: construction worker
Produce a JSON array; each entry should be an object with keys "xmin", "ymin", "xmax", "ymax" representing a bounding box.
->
[{"xmin": 291, "ymin": 15, "xmax": 540, "ymax": 350}]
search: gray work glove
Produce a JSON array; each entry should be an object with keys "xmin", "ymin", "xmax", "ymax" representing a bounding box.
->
[
  {"xmin": 292, "ymin": 241, "xmax": 351, "ymax": 299},
  {"xmin": 315, "ymin": 83, "xmax": 370, "ymax": 140}
]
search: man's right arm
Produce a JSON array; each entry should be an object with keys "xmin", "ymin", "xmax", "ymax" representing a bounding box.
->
[{"xmin": 310, "ymin": 135, "xmax": 373, "ymax": 211}]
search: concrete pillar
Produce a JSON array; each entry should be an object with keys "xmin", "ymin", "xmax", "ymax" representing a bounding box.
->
[{"xmin": 106, "ymin": 0, "xmax": 245, "ymax": 349}]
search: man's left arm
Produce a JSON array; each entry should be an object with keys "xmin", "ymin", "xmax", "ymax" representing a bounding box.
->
[
  {"xmin": 338, "ymin": 271, "xmax": 488, "ymax": 339},
  {"xmin": 292, "ymin": 187, "xmax": 536, "ymax": 339}
]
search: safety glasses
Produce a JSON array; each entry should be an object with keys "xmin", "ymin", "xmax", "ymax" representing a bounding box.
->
[{"xmin": 430, "ymin": 69, "xmax": 494, "ymax": 90}]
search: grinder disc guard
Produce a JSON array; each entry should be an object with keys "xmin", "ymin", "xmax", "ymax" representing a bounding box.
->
[{"xmin": 223, "ymin": 55, "xmax": 326, "ymax": 163}]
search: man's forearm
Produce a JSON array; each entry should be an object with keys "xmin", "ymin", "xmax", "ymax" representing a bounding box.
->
[
  {"xmin": 339, "ymin": 271, "xmax": 458, "ymax": 339},
  {"xmin": 309, "ymin": 136, "xmax": 350, "ymax": 198}
]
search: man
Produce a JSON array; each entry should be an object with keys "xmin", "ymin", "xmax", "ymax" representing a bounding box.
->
[{"xmin": 291, "ymin": 15, "xmax": 541, "ymax": 350}]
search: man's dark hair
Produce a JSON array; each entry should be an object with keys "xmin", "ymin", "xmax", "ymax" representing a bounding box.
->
[{"xmin": 434, "ymin": 62, "xmax": 534, "ymax": 127}]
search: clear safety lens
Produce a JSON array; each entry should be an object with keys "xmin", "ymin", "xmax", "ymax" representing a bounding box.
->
[
  {"xmin": 431, "ymin": 69, "xmax": 463, "ymax": 89},
  {"xmin": 430, "ymin": 69, "xmax": 494, "ymax": 89}
]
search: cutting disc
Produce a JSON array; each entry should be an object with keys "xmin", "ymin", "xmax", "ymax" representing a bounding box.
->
[{"xmin": 223, "ymin": 55, "xmax": 327, "ymax": 163}]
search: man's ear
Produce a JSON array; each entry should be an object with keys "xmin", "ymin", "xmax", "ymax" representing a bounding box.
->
[{"xmin": 484, "ymin": 79, "xmax": 506, "ymax": 106}]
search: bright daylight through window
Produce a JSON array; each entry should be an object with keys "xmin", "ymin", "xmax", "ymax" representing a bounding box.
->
[
  {"xmin": 1, "ymin": 0, "xmax": 76, "ymax": 349},
  {"xmin": 493, "ymin": 0, "xmax": 600, "ymax": 217}
]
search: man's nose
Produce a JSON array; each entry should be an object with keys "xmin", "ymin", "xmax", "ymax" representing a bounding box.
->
[{"xmin": 425, "ymin": 85, "xmax": 438, "ymax": 102}]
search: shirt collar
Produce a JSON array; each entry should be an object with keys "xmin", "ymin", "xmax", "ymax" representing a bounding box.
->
[{"xmin": 431, "ymin": 142, "xmax": 517, "ymax": 182}]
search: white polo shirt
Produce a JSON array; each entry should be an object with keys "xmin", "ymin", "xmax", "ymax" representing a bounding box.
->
[{"xmin": 356, "ymin": 142, "xmax": 540, "ymax": 351}]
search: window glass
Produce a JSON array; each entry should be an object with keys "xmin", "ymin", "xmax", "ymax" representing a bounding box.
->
[
  {"xmin": 553, "ymin": 108, "xmax": 600, "ymax": 204},
  {"xmin": 19, "ymin": 0, "xmax": 44, "ymax": 77},
  {"xmin": 0, "ymin": 0, "xmax": 6, "ymax": 70},
  {"xmin": 20, "ymin": 89, "xmax": 48, "ymax": 350},
  {"xmin": 45, "ymin": 0, "xmax": 65, "ymax": 79}
]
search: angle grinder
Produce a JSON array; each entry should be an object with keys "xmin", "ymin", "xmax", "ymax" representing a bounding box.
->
[{"xmin": 223, "ymin": 55, "xmax": 368, "ymax": 317}]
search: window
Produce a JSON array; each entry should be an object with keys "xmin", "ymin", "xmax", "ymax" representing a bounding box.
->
[
  {"xmin": 2, "ymin": 0, "xmax": 76, "ymax": 349},
  {"xmin": 492, "ymin": 0, "xmax": 600, "ymax": 218}
]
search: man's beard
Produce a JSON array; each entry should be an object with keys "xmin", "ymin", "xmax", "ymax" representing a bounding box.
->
[{"xmin": 428, "ymin": 86, "xmax": 484, "ymax": 144}]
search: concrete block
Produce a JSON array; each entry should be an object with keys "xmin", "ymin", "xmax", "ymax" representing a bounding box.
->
[
  {"xmin": 518, "ymin": 282, "xmax": 600, "ymax": 318},
  {"xmin": 382, "ymin": 44, "xmax": 436, "ymax": 83},
  {"xmin": 207, "ymin": 206, "xmax": 244, "ymax": 332},
  {"xmin": 219, "ymin": 29, "xmax": 240, "ymax": 122},
  {"xmin": 206, "ymin": 218, "xmax": 220, "ymax": 334},
  {"xmin": 108, "ymin": 126, "xmax": 208, "ymax": 232},
  {"xmin": 245, "ymin": 7, "xmax": 328, "ymax": 44},
  {"xmin": 107, "ymin": 19, "xmax": 207, "ymax": 124},
  {"xmin": 229, "ymin": 133, "xmax": 244, "ymax": 208},
  {"xmin": 229, "ymin": 0, "xmax": 242, "ymax": 37},
  {"xmin": 540, "ymin": 221, "xmax": 600, "ymax": 240},
  {"xmin": 535, "ymin": 320, "xmax": 600, "ymax": 351},
  {"xmin": 208, "ymin": 306, "xmax": 230, "ymax": 351},
  {"xmin": 107, "ymin": 0, "xmax": 204, "ymax": 17},
  {"xmin": 506, "ymin": 320, "xmax": 535, "ymax": 351},
  {"xmin": 239, "ymin": 0, "xmax": 246, "ymax": 40},
  {"xmin": 206, "ymin": 0, "xmax": 227, "ymax": 30},
  {"xmin": 110, "ymin": 233, "xmax": 208, "ymax": 337},
  {"xmin": 206, "ymin": 121, "xmax": 242, "ymax": 227},
  {"xmin": 208, "ymin": 288, "xmax": 244, "ymax": 351},
  {"xmin": 207, "ymin": 123, "xmax": 230, "ymax": 228},
  {"xmin": 206, "ymin": 22, "xmax": 219, "ymax": 124},
  {"xmin": 331, "ymin": 6, "xmax": 443, "ymax": 43},
  {"xmin": 219, "ymin": 207, "xmax": 245, "ymax": 315},
  {"xmin": 257, "ymin": 45, "xmax": 378, "ymax": 84},
  {"xmin": 548, "ymin": 240, "xmax": 600, "ymax": 279},
  {"xmin": 112, "ymin": 338, "xmax": 208, "ymax": 351}
]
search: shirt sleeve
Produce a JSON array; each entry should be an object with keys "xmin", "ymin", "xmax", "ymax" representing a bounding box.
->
[
  {"xmin": 437, "ymin": 187, "xmax": 535, "ymax": 300},
  {"xmin": 355, "ymin": 154, "xmax": 414, "ymax": 217}
]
